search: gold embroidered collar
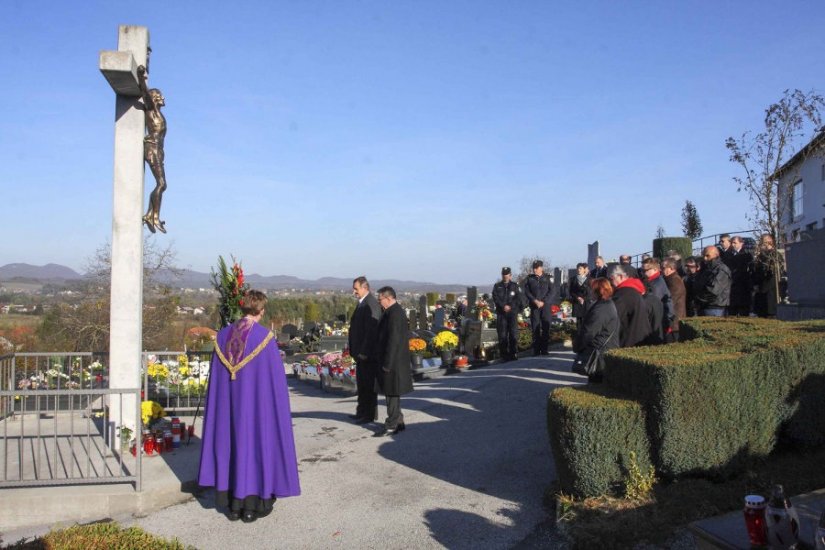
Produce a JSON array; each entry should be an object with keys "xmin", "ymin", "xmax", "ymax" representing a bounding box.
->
[{"xmin": 214, "ymin": 331, "xmax": 274, "ymax": 380}]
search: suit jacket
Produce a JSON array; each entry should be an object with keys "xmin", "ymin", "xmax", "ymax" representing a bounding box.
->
[
  {"xmin": 348, "ymin": 293, "xmax": 381, "ymax": 364},
  {"xmin": 376, "ymin": 302, "xmax": 413, "ymax": 396}
]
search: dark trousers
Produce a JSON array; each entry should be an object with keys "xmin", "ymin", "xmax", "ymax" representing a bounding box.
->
[
  {"xmin": 355, "ymin": 362, "xmax": 377, "ymax": 420},
  {"xmin": 385, "ymin": 395, "xmax": 403, "ymax": 429},
  {"xmin": 530, "ymin": 306, "xmax": 551, "ymax": 354},
  {"xmin": 700, "ymin": 307, "xmax": 727, "ymax": 317},
  {"xmin": 496, "ymin": 311, "xmax": 518, "ymax": 359}
]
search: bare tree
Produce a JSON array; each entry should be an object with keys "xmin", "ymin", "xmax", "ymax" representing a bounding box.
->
[
  {"xmin": 38, "ymin": 238, "xmax": 182, "ymax": 351},
  {"xmin": 681, "ymin": 200, "xmax": 703, "ymax": 239},
  {"xmin": 516, "ymin": 255, "xmax": 550, "ymax": 284},
  {"xmin": 725, "ymin": 89, "xmax": 825, "ymax": 245}
]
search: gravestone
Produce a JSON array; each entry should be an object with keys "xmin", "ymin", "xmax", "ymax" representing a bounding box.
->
[
  {"xmin": 432, "ymin": 307, "xmax": 445, "ymax": 331},
  {"xmin": 409, "ymin": 310, "xmax": 419, "ymax": 331},
  {"xmin": 418, "ymin": 295, "xmax": 428, "ymax": 331},
  {"xmin": 588, "ymin": 241, "xmax": 600, "ymax": 268},
  {"xmin": 467, "ymin": 286, "xmax": 478, "ymax": 310},
  {"xmin": 463, "ymin": 320, "xmax": 482, "ymax": 359},
  {"xmin": 99, "ymin": 25, "xmax": 151, "ymax": 435}
]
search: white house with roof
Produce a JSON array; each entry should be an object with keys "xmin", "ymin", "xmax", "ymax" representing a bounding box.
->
[{"xmin": 777, "ymin": 131, "xmax": 825, "ymax": 243}]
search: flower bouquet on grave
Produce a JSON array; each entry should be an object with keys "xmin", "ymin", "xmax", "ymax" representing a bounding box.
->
[
  {"xmin": 339, "ymin": 353, "xmax": 356, "ymax": 380},
  {"xmin": 321, "ymin": 352, "xmax": 341, "ymax": 378},
  {"xmin": 210, "ymin": 255, "xmax": 250, "ymax": 329},
  {"xmin": 305, "ymin": 354, "xmax": 321, "ymax": 376},
  {"xmin": 559, "ymin": 300, "xmax": 572, "ymax": 318},
  {"xmin": 409, "ymin": 338, "xmax": 426, "ymax": 369},
  {"xmin": 433, "ymin": 330, "xmax": 459, "ymax": 366},
  {"xmin": 141, "ymin": 400, "xmax": 165, "ymax": 428}
]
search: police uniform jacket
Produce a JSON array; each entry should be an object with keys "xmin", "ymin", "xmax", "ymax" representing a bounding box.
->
[
  {"xmin": 492, "ymin": 280, "xmax": 521, "ymax": 314},
  {"xmin": 524, "ymin": 274, "xmax": 551, "ymax": 309}
]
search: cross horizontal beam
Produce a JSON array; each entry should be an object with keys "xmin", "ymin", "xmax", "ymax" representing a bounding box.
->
[{"xmin": 99, "ymin": 50, "xmax": 140, "ymax": 96}]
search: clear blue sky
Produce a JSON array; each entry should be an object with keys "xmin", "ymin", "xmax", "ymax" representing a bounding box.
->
[{"xmin": 2, "ymin": 1, "xmax": 824, "ymax": 285}]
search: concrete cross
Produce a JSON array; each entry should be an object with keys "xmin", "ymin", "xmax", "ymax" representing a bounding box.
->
[{"xmin": 99, "ymin": 25, "xmax": 150, "ymax": 438}]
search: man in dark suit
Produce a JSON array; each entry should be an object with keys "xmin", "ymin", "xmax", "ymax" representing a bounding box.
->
[
  {"xmin": 728, "ymin": 236, "xmax": 754, "ymax": 316},
  {"xmin": 348, "ymin": 276, "xmax": 382, "ymax": 424},
  {"xmin": 374, "ymin": 286, "xmax": 413, "ymax": 437},
  {"xmin": 524, "ymin": 260, "xmax": 553, "ymax": 355}
]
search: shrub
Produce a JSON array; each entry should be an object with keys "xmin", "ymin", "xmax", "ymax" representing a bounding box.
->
[
  {"xmin": 604, "ymin": 317, "xmax": 825, "ymax": 478},
  {"xmin": 652, "ymin": 236, "xmax": 692, "ymax": 261},
  {"xmin": 426, "ymin": 292, "xmax": 440, "ymax": 307},
  {"xmin": 547, "ymin": 385, "xmax": 652, "ymax": 496},
  {"xmin": 548, "ymin": 317, "xmax": 825, "ymax": 496},
  {"xmin": 25, "ymin": 522, "xmax": 193, "ymax": 549}
]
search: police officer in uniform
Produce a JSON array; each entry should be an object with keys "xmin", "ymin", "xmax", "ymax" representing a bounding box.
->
[
  {"xmin": 492, "ymin": 267, "xmax": 521, "ymax": 361},
  {"xmin": 524, "ymin": 260, "xmax": 552, "ymax": 355}
]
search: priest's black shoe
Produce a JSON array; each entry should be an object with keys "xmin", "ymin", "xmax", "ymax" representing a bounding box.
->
[
  {"xmin": 227, "ymin": 510, "xmax": 241, "ymax": 522},
  {"xmin": 241, "ymin": 510, "xmax": 257, "ymax": 523}
]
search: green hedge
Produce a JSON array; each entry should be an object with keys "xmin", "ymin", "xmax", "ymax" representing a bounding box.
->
[
  {"xmin": 548, "ymin": 318, "xmax": 825, "ymax": 496},
  {"xmin": 607, "ymin": 318, "xmax": 825, "ymax": 478},
  {"xmin": 547, "ymin": 385, "xmax": 651, "ymax": 496},
  {"xmin": 652, "ymin": 236, "xmax": 692, "ymax": 260}
]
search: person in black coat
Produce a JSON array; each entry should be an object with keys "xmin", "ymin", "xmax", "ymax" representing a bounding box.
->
[
  {"xmin": 492, "ymin": 267, "xmax": 522, "ymax": 361},
  {"xmin": 589, "ymin": 256, "xmax": 608, "ymax": 279},
  {"xmin": 573, "ymin": 278, "xmax": 619, "ymax": 383},
  {"xmin": 695, "ymin": 246, "xmax": 732, "ymax": 316},
  {"xmin": 751, "ymin": 234, "xmax": 783, "ymax": 318},
  {"xmin": 728, "ymin": 236, "xmax": 753, "ymax": 316},
  {"xmin": 523, "ymin": 260, "xmax": 553, "ymax": 355},
  {"xmin": 609, "ymin": 265, "xmax": 650, "ymax": 348},
  {"xmin": 641, "ymin": 258, "xmax": 672, "ymax": 344},
  {"xmin": 348, "ymin": 276, "xmax": 382, "ymax": 424},
  {"xmin": 374, "ymin": 287, "xmax": 413, "ymax": 437},
  {"xmin": 569, "ymin": 263, "xmax": 595, "ymax": 332}
]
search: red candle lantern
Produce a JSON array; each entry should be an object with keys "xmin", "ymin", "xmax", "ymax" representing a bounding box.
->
[
  {"xmin": 144, "ymin": 435, "xmax": 155, "ymax": 455},
  {"xmin": 744, "ymin": 495, "xmax": 768, "ymax": 547}
]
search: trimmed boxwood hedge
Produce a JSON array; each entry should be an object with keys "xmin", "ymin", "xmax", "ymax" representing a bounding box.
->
[
  {"xmin": 548, "ymin": 317, "xmax": 825, "ymax": 496},
  {"xmin": 652, "ymin": 236, "xmax": 692, "ymax": 261},
  {"xmin": 547, "ymin": 385, "xmax": 651, "ymax": 496}
]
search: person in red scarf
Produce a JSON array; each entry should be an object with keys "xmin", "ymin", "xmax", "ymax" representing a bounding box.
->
[{"xmin": 608, "ymin": 265, "xmax": 650, "ymax": 347}]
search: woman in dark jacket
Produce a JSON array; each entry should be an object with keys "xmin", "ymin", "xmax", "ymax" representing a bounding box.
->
[
  {"xmin": 569, "ymin": 262, "xmax": 595, "ymax": 330},
  {"xmin": 574, "ymin": 278, "xmax": 619, "ymax": 383}
]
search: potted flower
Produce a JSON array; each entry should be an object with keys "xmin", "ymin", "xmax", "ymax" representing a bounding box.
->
[
  {"xmin": 433, "ymin": 330, "xmax": 459, "ymax": 367},
  {"xmin": 409, "ymin": 338, "xmax": 426, "ymax": 369}
]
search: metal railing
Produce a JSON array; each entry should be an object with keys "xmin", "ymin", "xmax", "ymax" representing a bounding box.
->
[
  {"xmin": 142, "ymin": 351, "xmax": 211, "ymax": 413},
  {"xmin": 630, "ymin": 229, "xmax": 759, "ymax": 266},
  {"xmin": 0, "ymin": 352, "xmax": 141, "ymax": 490}
]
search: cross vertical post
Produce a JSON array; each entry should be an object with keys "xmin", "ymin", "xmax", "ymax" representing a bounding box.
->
[{"xmin": 99, "ymin": 25, "xmax": 150, "ymax": 441}]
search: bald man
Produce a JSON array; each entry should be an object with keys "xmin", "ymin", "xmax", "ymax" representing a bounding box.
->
[{"xmin": 694, "ymin": 246, "xmax": 732, "ymax": 317}]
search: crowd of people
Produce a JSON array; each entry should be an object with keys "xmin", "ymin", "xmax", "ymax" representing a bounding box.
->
[{"xmin": 489, "ymin": 234, "xmax": 785, "ymax": 382}]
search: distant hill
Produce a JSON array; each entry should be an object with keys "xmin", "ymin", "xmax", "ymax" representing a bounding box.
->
[
  {"xmin": 0, "ymin": 263, "xmax": 82, "ymax": 281},
  {"xmin": 164, "ymin": 269, "xmax": 470, "ymax": 294},
  {"xmin": 2, "ymin": 263, "xmax": 472, "ymax": 294}
]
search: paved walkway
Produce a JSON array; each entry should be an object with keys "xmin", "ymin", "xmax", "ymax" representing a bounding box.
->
[{"xmin": 9, "ymin": 351, "xmax": 582, "ymax": 549}]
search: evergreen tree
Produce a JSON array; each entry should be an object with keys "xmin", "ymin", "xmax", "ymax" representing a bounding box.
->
[{"xmin": 681, "ymin": 200, "xmax": 703, "ymax": 239}]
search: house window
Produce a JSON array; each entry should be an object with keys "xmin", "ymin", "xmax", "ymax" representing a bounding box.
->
[{"xmin": 792, "ymin": 180, "xmax": 804, "ymax": 219}]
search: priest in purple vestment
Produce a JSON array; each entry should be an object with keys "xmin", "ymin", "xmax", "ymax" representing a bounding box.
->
[{"xmin": 198, "ymin": 290, "xmax": 300, "ymax": 523}]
